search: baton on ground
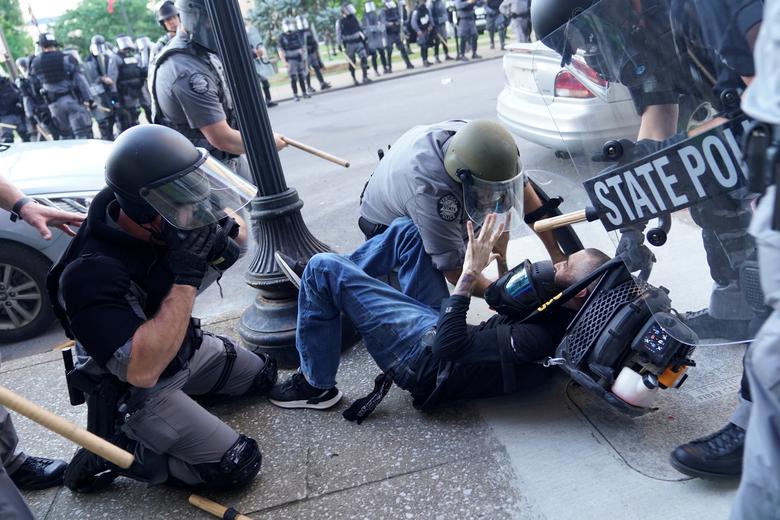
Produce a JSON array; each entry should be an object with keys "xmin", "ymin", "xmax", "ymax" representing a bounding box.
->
[
  {"xmin": 533, "ymin": 207, "xmax": 599, "ymax": 233},
  {"xmin": 189, "ymin": 495, "xmax": 254, "ymax": 520},
  {"xmin": 0, "ymin": 122, "xmax": 17, "ymax": 129},
  {"xmin": 280, "ymin": 136, "xmax": 350, "ymax": 168},
  {"xmin": 0, "ymin": 385, "xmax": 134, "ymax": 469}
]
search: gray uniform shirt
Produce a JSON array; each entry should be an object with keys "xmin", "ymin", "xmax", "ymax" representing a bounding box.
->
[
  {"xmin": 742, "ymin": 0, "xmax": 780, "ymax": 123},
  {"xmin": 360, "ymin": 120, "xmax": 469, "ymax": 271}
]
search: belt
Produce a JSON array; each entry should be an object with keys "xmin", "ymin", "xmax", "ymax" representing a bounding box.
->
[{"xmin": 358, "ymin": 216, "xmax": 388, "ymax": 240}]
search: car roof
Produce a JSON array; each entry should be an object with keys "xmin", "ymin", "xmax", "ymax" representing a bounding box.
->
[{"xmin": 0, "ymin": 140, "xmax": 111, "ymax": 196}]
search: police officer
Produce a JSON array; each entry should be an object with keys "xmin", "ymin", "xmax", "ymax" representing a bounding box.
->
[
  {"xmin": 29, "ymin": 32, "xmax": 94, "ymax": 140},
  {"xmin": 253, "ymin": 44, "xmax": 278, "ymax": 107},
  {"xmin": 0, "ymin": 74, "xmax": 30, "ymax": 143},
  {"xmin": 114, "ymin": 36, "xmax": 145, "ymax": 132},
  {"xmin": 360, "ymin": 119, "xmax": 566, "ymax": 307},
  {"xmin": 136, "ymin": 36, "xmax": 154, "ymax": 122},
  {"xmin": 430, "ymin": 0, "xmax": 453, "ymax": 62},
  {"xmin": 337, "ymin": 3, "xmax": 372, "ymax": 85},
  {"xmin": 500, "ymin": 0, "xmax": 531, "ymax": 44},
  {"xmin": 485, "ymin": 0, "xmax": 507, "ymax": 50},
  {"xmin": 15, "ymin": 57, "xmax": 59, "ymax": 141},
  {"xmin": 380, "ymin": 0, "xmax": 414, "ymax": 71},
  {"xmin": 297, "ymin": 16, "xmax": 332, "ymax": 92},
  {"xmin": 54, "ymin": 124, "xmax": 277, "ymax": 493},
  {"xmin": 411, "ymin": 0, "xmax": 434, "ymax": 67},
  {"xmin": 152, "ymin": 0, "xmax": 180, "ymax": 58},
  {"xmin": 84, "ymin": 35, "xmax": 118, "ymax": 141},
  {"xmin": 363, "ymin": 1, "xmax": 389, "ymax": 75},
  {"xmin": 149, "ymin": 0, "xmax": 286, "ymax": 184},
  {"xmin": 454, "ymin": 0, "xmax": 481, "ymax": 60},
  {"xmin": 278, "ymin": 17, "xmax": 310, "ymax": 101}
]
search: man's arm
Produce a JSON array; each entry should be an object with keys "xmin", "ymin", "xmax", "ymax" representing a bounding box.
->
[
  {"xmin": 0, "ymin": 175, "xmax": 84, "ymax": 239},
  {"xmin": 199, "ymin": 120, "xmax": 287, "ymax": 153},
  {"xmin": 523, "ymin": 184, "xmax": 565, "ymax": 263},
  {"xmin": 126, "ymin": 284, "xmax": 196, "ymax": 388}
]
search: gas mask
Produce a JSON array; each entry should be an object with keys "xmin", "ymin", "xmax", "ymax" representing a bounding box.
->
[{"xmin": 485, "ymin": 260, "xmax": 558, "ymax": 320}]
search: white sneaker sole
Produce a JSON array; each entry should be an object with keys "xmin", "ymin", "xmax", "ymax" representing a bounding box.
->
[
  {"xmin": 274, "ymin": 252, "xmax": 301, "ymax": 289},
  {"xmin": 269, "ymin": 389, "xmax": 343, "ymax": 410}
]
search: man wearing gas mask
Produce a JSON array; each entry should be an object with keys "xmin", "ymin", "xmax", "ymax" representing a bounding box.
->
[
  {"xmin": 52, "ymin": 124, "xmax": 277, "ymax": 492},
  {"xmin": 531, "ymin": 0, "xmax": 765, "ymax": 480},
  {"xmin": 150, "ymin": 0, "xmax": 286, "ymax": 185},
  {"xmin": 270, "ymin": 212, "xmax": 609, "ymax": 418}
]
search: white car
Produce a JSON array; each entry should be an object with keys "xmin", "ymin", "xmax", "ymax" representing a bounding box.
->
[{"xmin": 496, "ymin": 41, "xmax": 641, "ymax": 154}]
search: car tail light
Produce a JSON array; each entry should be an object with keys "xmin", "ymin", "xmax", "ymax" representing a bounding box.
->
[{"xmin": 554, "ymin": 70, "xmax": 594, "ymax": 98}]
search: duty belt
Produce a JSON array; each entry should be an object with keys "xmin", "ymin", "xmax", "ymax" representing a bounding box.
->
[
  {"xmin": 343, "ymin": 34, "xmax": 363, "ymax": 43},
  {"xmin": 43, "ymin": 90, "xmax": 73, "ymax": 103},
  {"xmin": 458, "ymin": 13, "xmax": 475, "ymax": 20},
  {"xmin": 510, "ymin": 11, "xmax": 529, "ymax": 18}
]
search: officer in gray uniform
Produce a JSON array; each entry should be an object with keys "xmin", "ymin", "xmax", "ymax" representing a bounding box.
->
[
  {"xmin": 29, "ymin": 33, "xmax": 94, "ymax": 140},
  {"xmin": 411, "ymin": 0, "xmax": 434, "ymax": 67},
  {"xmin": 363, "ymin": 1, "xmax": 389, "ymax": 74},
  {"xmin": 135, "ymin": 36, "xmax": 154, "ymax": 123},
  {"xmin": 115, "ymin": 36, "xmax": 145, "ymax": 132},
  {"xmin": 485, "ymin": 0, "xmax": 507, "ymax": 50},
  {"xmin": 0, "ymin": 75, "xmax": 29, "ymax": 143},
  {"xmin": 278, "ymin": 17, "xmax": 310, "ymax": 101},
  {"xmin": 15, "ymin": 57, "xmax": 59, "ymax": 141},
  {"xmin": 500, "ymin": 0, "xmax": 531, "ymax": 44},
  {"xmin": 84, "ymin": 35, "xmax": 118, "ymax": 141},
  {"xmin": 430, "ymin": 0, "xmax": 453, "ymax": 62},
  {"xmin": 150, "ymin": 0, "xmax": 286, "ymax": 184},
  {"xmin": 253, "ymin": 44, "xmax": 278, "ymax": 107},
  {"xmin": 454, "ymin": 0, "xmax": 481, "ymax": 60},
  {"xmin": 337, "ymin": 3, "xmax": 372, "ymax": 85},
  {"xmin": 733, "ymin": 1, "xmax": 780, "ymax": 515},
  {"xmin": 381, "ymin": 0, "xmax": 414, "ymax": 71},
  {"xmin": 297, "ymin": 16, "xmax": 332, "ymax": 92},
  {"xmin": 152, "ymin": 0, "xmax": 180, "ymax": 59},
  {"xmin": 360, "ymin": 119, "xmax": 565, "ymax": 305}
]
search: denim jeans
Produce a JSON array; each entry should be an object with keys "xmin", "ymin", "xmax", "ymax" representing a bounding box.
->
[
  {"xmin": 347, "ymin": 217, "xmax": 450, "ymax": 310},
  {"xmin": 297, "ymin": 252, "xmax": 439, "ymax": 390}
]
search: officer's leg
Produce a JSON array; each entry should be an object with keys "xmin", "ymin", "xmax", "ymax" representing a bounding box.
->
[
  {"xmin": 347, "ymin": 45, "xmax": 358, "ymax": 84},
  {"xmin": 0, "ymin": 464, "xmax": 34, "ymax": 520},
  {"xmin": 498, "ymin": 17, "xmax": 507, "ymax": 49},
  {"xmin": 0, "ymin": 123, "xmax": 12, "ymax": 143},
  {"xmin": 298, "ymin": 73, "xmax": 309, "ymax": 98},
  {"xmin": 0, "ymin": 406, "xmax": 26, "ymax": 474},
  {"xmin": 358, "ymin": 47, "xmax": 370, "ymax": 82},
  {"xmin": 65, "ymin": 98, "xmax": 94, "ymax": 139},
  {"xmin": 14, "ymin": 116, "xmax": 30, "ymax": 142},
  {"xmin": 378, "ymin": 46, "xmax": 388, "ymax": 70},
  {"xmin": 458, "ymin": 23, "xmax": 468, "ymax": 59},
  {"xmin": 398, "ymin": 36, "xmax": 414, "ymax": 68},
  {"xmin": 470, "ymin": 23, "xmax": 480, "ymax": 59},
  {"xmin": 289, "ymin": 60, "xmax": 300, "ymax": 99},
  {"xmin": 420, "ymin": 34, "xmax": 430, "ymax": 64},
  {"xmin": 262, "ymin": 79, "xmax": 273, "ymax": 102},
  {"xmin": 386, "ymin": 42, "xmax": 394, "ymax": 71},
  {"xmin": 487, "ymin": 15, "xmax": 496, "ymax": 48}
]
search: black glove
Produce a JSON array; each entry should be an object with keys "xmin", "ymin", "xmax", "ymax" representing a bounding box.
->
[
  {"xmin": 163, "ymin": 222, "xmax": 218, "ymax": 287},
  {"xmin": 616, "ymin": 227, "xmax": 655, "ymax": 280}
]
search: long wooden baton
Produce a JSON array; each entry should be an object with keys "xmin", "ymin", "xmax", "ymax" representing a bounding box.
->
[
  {"xmin": 189, "ymin": 495, "xmax": 254, "ymax": 520},
  {"xmin": 533, "ymin": 207, "xmax": 599, "ymax": 233},
  {"xmin": 280, "ymin": 136, "xmax": 350, "ymax": 168},
  {"xmin": 0, "ymin": 122, "xmax": 17, "ymax": 129},
  {"xmin": 0, "ymin": 385, "xmax": 134, "ymax": 469},
  {"xmin": 37, "ymin": 125, "xmax": 53, "ymax": 142},
  {"xmin": 343, "ymin": 50, "xmax": 358, "ymax": 70}
]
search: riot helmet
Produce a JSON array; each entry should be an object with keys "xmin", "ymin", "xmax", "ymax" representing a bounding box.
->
[
  {"xmin": 15, "ymin": 57, "xmax": 29, "ymax": 76},
  {"xmin": 365, "ymin": 1, "xmax": 377, "ymax": 13},
  {"xmin": 443, "ymin": 120, "xmax": 525, "ymax": 231},
  {"xmin": 296, "ymin": 15, "xmax": 309, "ymax": 30},
  {"xmin": 116, "ymin": 35, "xmax": 136, "ymax": 51},
  {"xmin": 176, "ymin": 0, "xmax": 217, "ymax": 53},
  {"xmin": 342, "ymin": 3, "xmax": 357, "ymax": 16},
  {"xmin": 38, "ymin": 32, "xmax": 59, "ymax": 49},
  {"xmin": 90, "ymin": 35, "xmax": 108, "ymax": 56},
  {"xmin": 385, "ymin": 0, "xmax": 397, "ymax": 8},
  {"xmin": 105, "ymin": 124, "xmax": 257, "ymax": 229},
  {"xmin": 282, "ymin": 18, "xmax": 297, "ymax": 33},
  {"xmin": 531, "ymin": 0, "xmax": 595, "ymax": 45},
  {"xmin": 136, "ymin": 36, "xmax": 152, "ymax": 50},
  {"xmin": 156, "ymin": 0, "xmax": 179, "ymax": 25},
  {"xmin": 64, "ymin": 48, "xmax": 83, "ymax": 64}
]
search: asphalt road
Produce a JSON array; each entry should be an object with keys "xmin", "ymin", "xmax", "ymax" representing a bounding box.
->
[{"xmin": 0, "ymin": 58, "xmax": 586, "ymax": 362}]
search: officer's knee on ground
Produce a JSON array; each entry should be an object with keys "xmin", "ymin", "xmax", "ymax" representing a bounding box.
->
[{"xmin": 194, "ymin": 434, "xmax": 262, "ymax": 490}]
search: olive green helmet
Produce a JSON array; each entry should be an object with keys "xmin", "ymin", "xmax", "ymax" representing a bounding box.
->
[{"xmin": 444, "ymin": 120, "xmax": 525, "ymax": 231}]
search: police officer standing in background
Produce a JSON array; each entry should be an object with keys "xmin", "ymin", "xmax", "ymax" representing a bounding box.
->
[
  {"xmin": 411, "ymin": 0, "xmax": 434, "ymax": 67},
  {"xmin": 84, "ymin": 35, "xmax": 118, "ymax": 141},
  {"xmin": 15, "ymin": 57, "xmax": 59, "ymax": 141},
  {"xmin": 381, "ymin": 0, "xmax": 414, "ymax": 71},
  {"xmin": 500, "ymin": 0, "xmax": 531, "ymax": 44},
  {"xmin": 454, "ymin": 0, "xmax": 481, "ymax": 60},
  {"xmin": 136, "ymin": 36, "xmax": 154, "ymax": 123},
  {"xmin": 115, "ymin": 36, "xmax": 145, "ymax": 132},
  {"xmin": 297, "ymin": 16, "xmax": 332, "ymax": 92},
  {"xmin": 153, "ymin": 1, "xmax": 180, "ymax": 58},
  {"xmin": 278, "ymin": 17, "xmax": 311, "ymax": 101},
  {"xmin": 430, "ymin": 0, "xmax": 453, "ymax": 62},
  {"xmin": 485, "ymin": 0, "xmax": 507, "ymax": 50},
  {"xmin": 253, "ymin": 44, "xmax": 278, "ymax": 107},
  {"xmin": 0, "ymin": 74, "xmax": 30, "ymax": 143},
  {"xmin": 337, "ymin": 3, "xmax": 372, "ymax": 85},
  {"xmin": 30, "ymin": 32, "xmax": 94, "ymax": 140},
  {"xmin": 150, "ymin": 0, "xmax": 285, "ymax": 185},
  {"xmin": 363, "ymin": 2, "xmax": 389, "ymax": 75}
]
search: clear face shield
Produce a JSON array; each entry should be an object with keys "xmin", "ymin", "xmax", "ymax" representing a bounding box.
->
[
  {"xmin": 458, "ymin": 168, "xmax": 525, "ymax": 234},
  {"xmin": 532, "ymin": 0, "xmax": 760, "ymax": 346},
  {"xmin": 139, "ymin": 149, "xmax": 257, "ymax": 230},
  {"xmin": 283, "ymin": 19, "xmax": 296, "ymax": 33},
  {"xmin": 90, "ymin": 39, "xmax": 107, "ymax": 57},
  {"xmin": 385, "ymin": 0, "xmax": 397, "ymax": 7},
  {"xmin": 295, "ymin": 16, "xmax": 306, "ymax": 30},
  {"xmin": 116, "ymin": 36, "xmax": 136, "ymax": 51},
  {"xmin": 343, "ymin": 3, "xmax": 357, "ymax": 15},
  {"xmin": 365, "ymin": 2, "xmax": 376, "ymax": 13},
  {"xmin": 179, "ymin": 5, "xmax": 218, "ymax": 52}
]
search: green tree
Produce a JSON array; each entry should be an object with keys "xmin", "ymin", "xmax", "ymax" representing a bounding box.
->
[
  {"xmin": 250, "ymin": 0, "xmax": 345, "ymax": 54},
  {"xmin": 49, "ymin": 0, "xmax": 164, "ymax": 58},
  {"xmin": 0, "ymin": 0, "xmax": 33, "ymax": 61}
]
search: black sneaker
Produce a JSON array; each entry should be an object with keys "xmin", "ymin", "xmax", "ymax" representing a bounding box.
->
[
  {"xmin": 670, "ymin": 422, "xmax": 745, "ymax": 478},
  {"xmin": 681, "ymin": 309, "xmax": 750, "ymax": 341},
  {"xmin": 275, "ymin": 251, "xmax": 306, "ymax": 289},
  {"xmin": 266, "ymin": 100, "xmax": 278, "ymax": 108},
  {"xmin": 10, "ymin": 456, "xmax": 67, "ymax": 490},
  {"xmin": 321, "ymin": 82, "xmax": 332, "ymax": 90},
  {"xmin": 269, "ymin": 371, "xmax": 343, "ymax": 409}
]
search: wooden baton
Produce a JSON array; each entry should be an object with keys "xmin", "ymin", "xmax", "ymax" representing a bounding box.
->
[
  {"xmin": 280, "ymin": 136, "xmax": 350, "ymax": 168},
  {"xmin": 0, "ymin": 385, "xmax": 134, "ymax": 469},
  {"xmin": 189, "ymin": 495, "xmax": 254, "ymax": 520},
  {"xmin": 533, "ymin": 207, "xmax": 599, "ymax": 233},
  {"xmin": 37, "ymin": 126, "xmax": 53, "ymax": 142},
  {"xmin": 0, "ymin": 122, "xmax": 17, "ymax": 129}
]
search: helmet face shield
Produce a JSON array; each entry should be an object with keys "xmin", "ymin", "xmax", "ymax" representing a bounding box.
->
[
  {"xmin": 116, "ymin": 36, "xmax": 135, "ymax": 51},
  {"xmin": 178, "ymin": 2, "xmax": 218, "ymax": 52},
  {"xmin": 459, "ymin": 169, "xmax": 525, "ymax": 233},
  {"xmin": 365, "ymin": 2, "xmax": 376, "ymax": 13},
  {"xmin": 139, "ymin": 151, "xmax": 257, "ymax": 230}
]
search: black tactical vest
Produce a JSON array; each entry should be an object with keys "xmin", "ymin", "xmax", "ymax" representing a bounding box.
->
[
  {"xmin": 279, "ymin": 31, "xmax": 304, "ymax": 52},
  {"xmin": 0, "ymin": 79, "xmax": 20, "ymax": 113},
  {"xmin": 35, "ymin": 52, "xmax": 68, "ymax": 84},
  {"xmin": 118, "ymin": 54, "xmax": 144, "ymax": 90},
  {"xmin": 340, "ymin": 15, "xmax": 362, "ymax": 38},
  {"xmin": 416, "ymin": 5, "xmax": 432, "ymax": 30}
]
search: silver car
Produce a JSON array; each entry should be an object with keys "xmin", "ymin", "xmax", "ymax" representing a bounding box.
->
[
  {"xmin": 0, "ymin": 140, "xmax": 111, "ymax": 342},
  {"xmin": 496, "ymin": 41, "xmax": 641, "ymax": 153}
]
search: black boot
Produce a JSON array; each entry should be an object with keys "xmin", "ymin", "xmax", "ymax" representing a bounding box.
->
[
  {"xmin": 10, "ymin": 456, "xmax": 68, "ymax": 491},
  {"xmin": 681, "ymin": 309, "xmax": 750, "ymax": 341},
  {"xmin": 670, "ymin": 422, "xmax": 745, "ymax": 478}
]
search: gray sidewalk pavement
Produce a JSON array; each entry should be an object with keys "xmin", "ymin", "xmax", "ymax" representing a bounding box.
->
[{"xmin": 6, "ymin": 219, "xmax": 744, "ymax": 519}]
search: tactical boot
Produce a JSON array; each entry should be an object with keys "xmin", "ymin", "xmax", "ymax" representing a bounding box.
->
[
  {"xmin": 681, "ymin": 309, "xmax": 750, "ymax": 341},
  {"xmin": 435, "ymin": 56, "xmax": 441, "ymax": 63},
  {"xmin": 445, "ymin": 54, "xmax": 453, "ymax": 60},
  {"xmin": 303, "ymin": 91, "xmax": 311, "ymax": 99},
  {"xmin": 64, "ymin": 448, "xmax": 118, "ymax": 493},
  {"xmin": 320, "ymin": 82, "xmax": 332, "ymax": 90},
  {"xmin": 472, "ymin": 53, "xmax": 482, "ymax": 59},
  {"xmin": 406, "ymin": 62, "xmax": 415, "ymax": 70},
  {"xmin": 670, "ymin": 423, "xmax": 745, "ymax": 478},
  {"xmin": 423, "ymin": 60, "xmax": 433, "ymax": 67},
  {"xmin": 10, "ymin": 456, "xmax": 67, "ymax": 490},
  {"xmin": 294, "ymin": 95, "xmax": 301, "ymax": 102},
  {"xmin": 362, "ymin": 75, "xmax": 372, "ymax": 84},
  {"xmin": 353, "ymin": 78, "xmax": 360, "ymax": 86},
  {"xmin": 266, "ymin": 100, "xmax": 278, "ymax": 108}
]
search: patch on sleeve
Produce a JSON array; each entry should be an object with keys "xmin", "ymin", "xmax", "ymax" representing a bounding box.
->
[
  {"xmin": 437, "ymin": 194, "xmax": 461, "ymax": 222},
  {"xmin": 188, "ymin": 72, "xmax": 210, "ymax": 94}
]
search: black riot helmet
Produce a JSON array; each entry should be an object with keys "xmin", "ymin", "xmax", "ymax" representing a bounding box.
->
[
  {"xmin": 38, "ymin": 32, "xmax": 59, "ymax": 49},
  {"xmin": 105, "ymin": 125, "xmax": 257, "ymax": 229},
  {"xmin": 156, "ymin": 0, "xmax": 179, "ymax": 25},
  {"xmin": 15, "ymin": 57, "xmax": 29, "ymax": 75},
  {"xmin": 90, "ymin": 34, "xmax": 108, "ymax": 56},
  {"xmin": 176, "ymin": 0, "xmax": 217, "ymax": 53},
  {"xmin": 531, "ymin": 0, "xmax": 595, "ymax": 42}
]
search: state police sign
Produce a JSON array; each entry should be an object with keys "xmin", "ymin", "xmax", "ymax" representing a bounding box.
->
[{"xmin": 584, "ymin": 118, "xmax": 751, "ymax": 231}]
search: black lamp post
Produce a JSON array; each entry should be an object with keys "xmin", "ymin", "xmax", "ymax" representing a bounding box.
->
[{"xmin": 205, "ymin": 0, "xmax": 328, "ymax": 366}]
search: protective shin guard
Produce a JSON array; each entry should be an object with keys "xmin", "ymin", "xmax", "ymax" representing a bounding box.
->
[
  {"xmin": 194, "ymin": 435, "xmax": 262, "ymax": 491},
  {"xmin": 298, "ymin": 75, "xmax": 307, "ymax": 94}
]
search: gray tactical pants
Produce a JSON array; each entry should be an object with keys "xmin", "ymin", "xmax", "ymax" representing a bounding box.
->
[
  {"xmin": 0, "ymin": 409, "xmax": 34, "ymax": 519},
  {"xmin": 50, "ymin": 95, "xmax": 93, "ymax": 139},
  {"xmin": 110, "ymin": 333, "xmax": 264, "ymax": 486},
  {"xmin": 732, "ymin": 186, "xmax": 780, "ymax": 518}
]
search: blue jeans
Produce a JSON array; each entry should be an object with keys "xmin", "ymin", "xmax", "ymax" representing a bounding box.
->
[
  {"xmin": 347, "ymin": 217, "xmax": 450, "ymax": 310},
  {"xmin": 297, "ymin": 252, "xmax": 439, "ymax": 390}
]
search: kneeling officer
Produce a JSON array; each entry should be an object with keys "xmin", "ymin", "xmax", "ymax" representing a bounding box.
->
[{"xmin": 52, "ymin": 124, "xmax": 277, "ymax": 492}]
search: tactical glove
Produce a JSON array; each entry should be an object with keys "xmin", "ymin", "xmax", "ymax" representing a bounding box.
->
[
  {"xmin": 163, "ymin": 222, "xmax": 218, "ymax": 287},
  {"xmin": 616, "ymin": 226, "xmax": 655, "ymax": 280}
]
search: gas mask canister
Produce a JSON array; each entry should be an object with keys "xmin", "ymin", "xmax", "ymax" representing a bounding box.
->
[{"xmin": 485, "ymin": 260, "xmax": 557, "ymax": 320}]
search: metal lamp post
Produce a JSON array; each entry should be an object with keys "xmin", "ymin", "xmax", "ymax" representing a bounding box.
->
[{"xmin": 205, "ymin": 0, "xmax": 328, "ymax": 365}]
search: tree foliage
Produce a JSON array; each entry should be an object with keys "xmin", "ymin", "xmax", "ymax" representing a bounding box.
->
[
  {"xmin": 0, "ymin": 0, "xmax": 33, "ymax": 61},
  {"xmin": 49, "ymin": 0, "xmax": 164, "ymax": 58}
]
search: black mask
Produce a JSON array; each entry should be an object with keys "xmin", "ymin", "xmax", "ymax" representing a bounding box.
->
[{"xmin": 485, "ymin": 260, "xmax": 558, "ymax": 319}]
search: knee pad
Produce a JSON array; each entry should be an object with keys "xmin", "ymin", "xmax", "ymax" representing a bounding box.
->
[
  {"xmin": 195, "ymin": 435, "xmax": 262, "ymax": 490},
  {"xmin": 251, "ymin": 353, "xmax": 278, "ymax": 395}
]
